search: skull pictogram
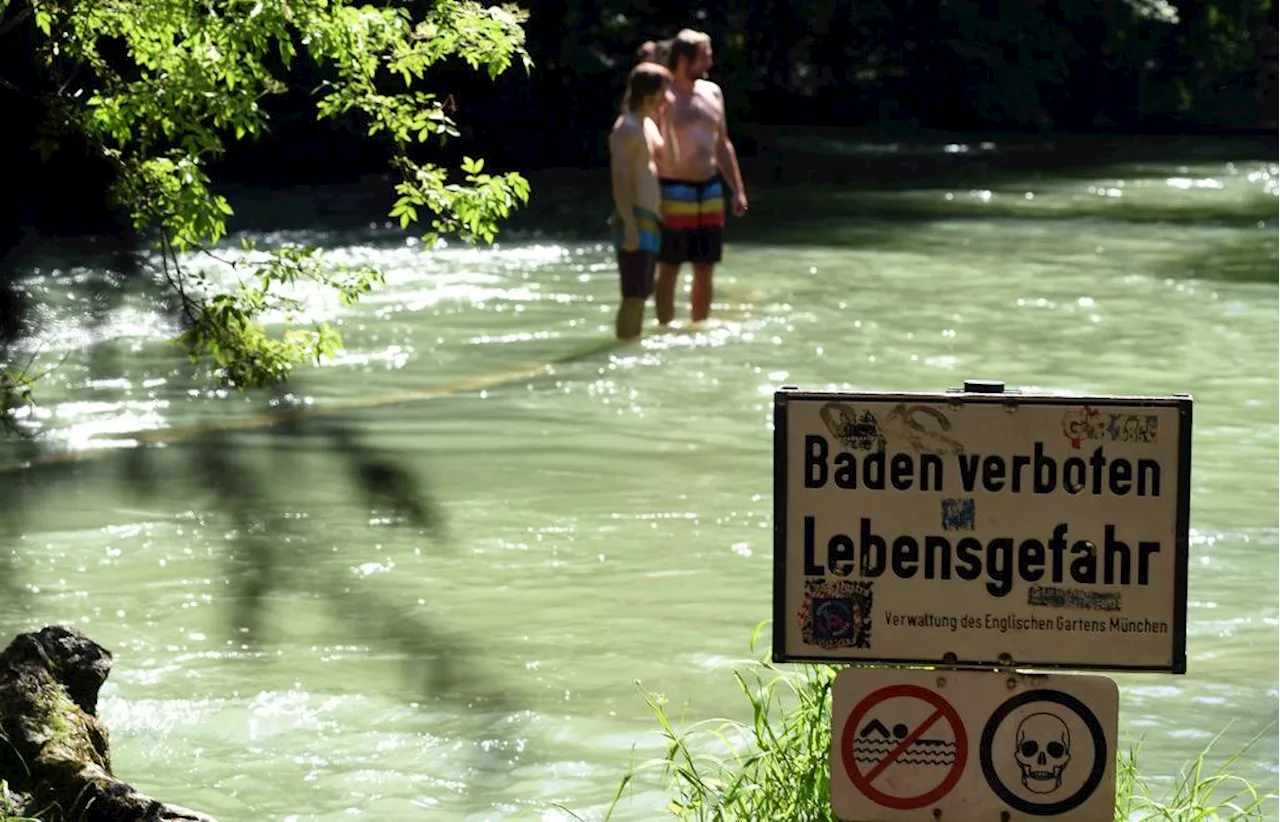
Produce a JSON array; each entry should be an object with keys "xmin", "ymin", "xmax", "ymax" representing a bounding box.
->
[{"xmin": 1014, "ymin": 712, "xmax": 1070, "ymax": 793}]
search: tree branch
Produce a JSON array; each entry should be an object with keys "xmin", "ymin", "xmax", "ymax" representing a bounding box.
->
[{"xmin": 0, "ymin": 7, "xmax": 31, "ymax": 40}]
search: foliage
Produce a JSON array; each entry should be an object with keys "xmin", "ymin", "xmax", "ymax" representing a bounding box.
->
[
  {"xmin": 1124, "ymin": 0, "xmax": 1182, "ymax": 24},
  {"xmin": 1, "ymin": 769, "xmax": 43, "ymax": 822},
  {"xmin": 583, "ymin": 621, "xmax": 1277, "ymax": 822},
  {"xmin": 622, "ymin": 621, "xmax": 835, "ymax": 821},
  {"xmin": 1114, "ymin": 729, "xmax": 1278, "ymax": 821},
  {"xmin": 0, "ymin": 0, "xmax": 533, "ymax": 421},
  {"xmin": 545, "ymin": 0, "xmax": 1272, "ymax": 140}
]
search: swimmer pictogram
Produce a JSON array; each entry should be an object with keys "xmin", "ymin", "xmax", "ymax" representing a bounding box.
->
[
  {"xmin": 841, "ymin": 683, "xmax": 968, "ymax": 811},
  {"xmin": 855, "ymin": 717, "xmax": 959, "ymax": 768}
]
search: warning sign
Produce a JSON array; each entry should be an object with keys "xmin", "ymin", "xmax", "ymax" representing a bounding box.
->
[
  {"xmin": 841, "ymin": 684, "xmax": 967, "ymax": 810},
  {"xmin": 981, "ymin": 688, "xmax": 1113, "ymax": 817},
  {"xmin": 772, "ymin": 386, "xmax": 1192, "ymax": 673},
  {"xmin": 831, "ymin": 667, "xmax": 1118, "ymax": 822}
]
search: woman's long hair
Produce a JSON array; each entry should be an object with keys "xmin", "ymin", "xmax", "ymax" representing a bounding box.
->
[{"xmin": 620, "ymin": 60, "xmax": 672, "ymax": 115}]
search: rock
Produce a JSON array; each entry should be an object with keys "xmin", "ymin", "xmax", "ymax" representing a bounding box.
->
[{"xmin": 0, "ymin": 625, "xmax": 218, "ymax": 822}]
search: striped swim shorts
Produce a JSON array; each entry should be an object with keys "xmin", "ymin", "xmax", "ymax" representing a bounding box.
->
[{"xmin": 657, "ymin": 174, "xmax": 726, "ymax": 265}]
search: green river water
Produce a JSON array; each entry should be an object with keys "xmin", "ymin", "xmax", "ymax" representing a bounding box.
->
[{"xmin": 1, "ymin": 132, "xmax": 1277, "ymax": 820}]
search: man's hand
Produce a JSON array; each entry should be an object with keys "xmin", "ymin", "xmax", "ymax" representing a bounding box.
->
[
  {"xmin": 622, "ymin": 221, "xmax": 640, "ymax": 251},
  {"xmin": 732, "ymin": 190, "xmax": 748, "ymax": 216},
  {"xmin": 658, "ymin": 89, "xmax": 675, "ymax": 118}
]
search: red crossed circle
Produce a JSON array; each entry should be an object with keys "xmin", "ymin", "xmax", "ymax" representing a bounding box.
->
[{"xmin": 841, "ymin": 683, "xmax": 968, "ymax": 810}]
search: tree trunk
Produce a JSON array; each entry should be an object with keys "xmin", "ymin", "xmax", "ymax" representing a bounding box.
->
[{"xmin": 0, "ymin": 625, "xmax": 217, "ymax": 822}]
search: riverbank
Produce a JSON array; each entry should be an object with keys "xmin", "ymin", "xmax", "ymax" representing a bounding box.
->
[
  {"xmin": 4, "ymin": 622, "xmax": 1265, "ymax": 822},
  {"xmin": 588, "ymin": 624, "xmax": 1277, "ymax": 821}
]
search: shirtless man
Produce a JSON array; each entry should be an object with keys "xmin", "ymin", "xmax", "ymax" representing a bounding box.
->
[
  {"xmin": 608, "ymin": 62, "xmax": 676, "ymax": 340},
  {"xmin": 655, "ymin": 29, "xmax": 748, "ymax": 326}
]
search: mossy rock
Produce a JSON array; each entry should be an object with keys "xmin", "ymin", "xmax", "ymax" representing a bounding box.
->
[{"xmin": 0, "ymin": 625, "xmax": 216, "ymax": 822}]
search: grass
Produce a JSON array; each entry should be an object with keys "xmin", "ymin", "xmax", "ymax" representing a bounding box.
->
[
  {"xmin": 0, "ymin": 728, "xmax": 39, "ymax": 822},
  {"xmin": 4, "ymin": 619, "xmax": 1274, "ymax": 822},
  {"xmin": 560, "ymin": 621, "xmax": 1276, "ymax": 822},
  {"xmin": 1114, "ymin": 732, "xmax": 1277, "ymax": 821},
  {"xmin": 0, "ymin": 778, "xmax": 39, "ymax": 822},
  {"xmin": 0, "ymin": 729, "xmax": 56, "ymax": 822}
]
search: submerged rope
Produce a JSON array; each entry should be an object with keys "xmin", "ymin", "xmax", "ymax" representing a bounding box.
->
[{"xmin": 3, "ymin": 304, "xmax": 755, "ymax": 473}]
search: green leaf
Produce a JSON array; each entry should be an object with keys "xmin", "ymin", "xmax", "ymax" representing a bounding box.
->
[{"xmin": 8, "ymin": 0, "xmax": 534, "ymax": 407}]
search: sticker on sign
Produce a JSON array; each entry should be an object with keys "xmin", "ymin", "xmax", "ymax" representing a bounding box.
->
[
  {"xmin": 771, "ymin": 387, "xmax": 1191, "ymax": 673},
  {"xmin": 831, "ymin": 667, "xmax": 1118, "ymax": 822}
]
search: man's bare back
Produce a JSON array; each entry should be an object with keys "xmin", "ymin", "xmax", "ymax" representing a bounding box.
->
[{"xmin": 609, "ymin": 113, "xmax": 663, "ymax": 223}]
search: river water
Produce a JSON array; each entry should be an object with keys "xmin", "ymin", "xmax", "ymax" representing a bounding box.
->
[{"xmin": 1, "ymin": 133, "xmax": 1276, "ymax": 820}]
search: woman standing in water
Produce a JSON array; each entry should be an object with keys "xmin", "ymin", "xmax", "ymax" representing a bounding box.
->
[{"xmin": 608, "ymin": 62, "xmax": 676, "ymax": 340}]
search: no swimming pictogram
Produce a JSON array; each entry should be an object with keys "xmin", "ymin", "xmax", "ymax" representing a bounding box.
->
[{"xmin": 841, "ymin": 683, "xmax": 968, "ymax": 811}]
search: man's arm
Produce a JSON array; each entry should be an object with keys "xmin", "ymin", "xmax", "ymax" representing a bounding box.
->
[
  {"xmin": 609, "ymin": 128, "xmax": 640, "ymax": 248},
  {"xmin": 709, "ymin": 83, "xmax": 747, "ymax": 211},
  {"xmin": 658, "ymin": 111, "xmax": 679, "ymax": 176},
  {"xmin": 609, "ymin": 130, "xmax": 635, "ymax": 217}
]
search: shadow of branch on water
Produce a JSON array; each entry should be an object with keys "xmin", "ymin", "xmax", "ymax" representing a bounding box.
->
[
  {"xmin": 0, "ymin": 226, "xmax": 526, "ymax": 762},
  {"xmin": 1167, "ymin": 232, "xmax": 1280, "ymax": 285},
  {"xmin": 119, "ymin": 401, "xmax": 513, "ymax": 708}
]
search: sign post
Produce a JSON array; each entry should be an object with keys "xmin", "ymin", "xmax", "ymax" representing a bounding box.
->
[{"xmin": 770, "ymin": 381, "xmax": 1192, "ymax": 821}]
